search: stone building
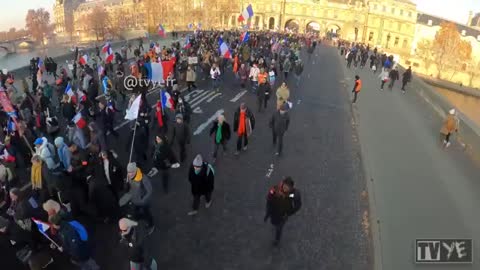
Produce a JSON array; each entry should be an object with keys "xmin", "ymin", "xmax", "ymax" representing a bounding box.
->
[{"xmin": 53, "ymin": 0, "xmax": 417, "ymax": 55}]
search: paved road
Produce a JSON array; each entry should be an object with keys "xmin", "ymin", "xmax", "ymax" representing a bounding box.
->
[
  {"xmin": 341, "ymin": 48, "xmax": 480, "ymax": 269},
  {"xmin": 2, "ymin": 45, "xmax": 372, "ymax": 269}
]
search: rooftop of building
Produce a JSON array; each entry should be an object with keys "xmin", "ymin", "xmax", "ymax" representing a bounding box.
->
[{"xmin": 417, "ymin": 12, "xmax": 480, "ymax": 38}]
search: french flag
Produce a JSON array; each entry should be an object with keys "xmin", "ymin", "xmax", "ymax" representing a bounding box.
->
[
  {"xmin": 32, "ymin": 218, "xmax": 50, "ymax": 234},
  {"xmin": 240, "ymin": 31, "xmax": 250, "ymax": 43},
  {"xmin": 102, "ymin": 43, "xmax": 114, "ymax": 63},
  {"xmin": 97, "ymin": 65, "xmax": 104, "ymax": 77},
  {"xmin": 77, "ymin": 90, "xmax": 87, "ymax": 102},
  {"xmin": 65, "ymin": 83, "xmax": 74, "ymax": 97},
  {"xmin": 161, "ymin": 90, "xmax": 175, "ymax": 111},
  {"xmin": 72, "ymin": 112, "xmax": 87, "ymax": 129},
  {"xmin": 101, "ymin": 43, "xmax": 110, "ymax": 53},
  {"xmin": 144, "ymin": 62, "xmax": 163, "ymax": 83},
  {"xmin": 79, "ymin": 54, "xmax": 88, "ymax": 65},
  {"xmin": 158, "ymin": 24, "xmax": 166, "ymax": 38},
  {"xmin": 37, "ymin": 58, "xmax": 44, "ymax": 71},
  {"xmin": 238, "ymin": 4, "xmax": 254, "ymax": 22},
  {"xmin": 219, "ymin": 38, "xmax": 231, "ymax": 59},
  {"xmin": 184, "ymin": 36, "xmax": 191, "ymax": 49}
]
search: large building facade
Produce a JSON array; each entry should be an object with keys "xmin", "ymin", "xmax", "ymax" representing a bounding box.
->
[{"xmin": 53, "ymin": 0, "xmax": 416, "ymax": 53}]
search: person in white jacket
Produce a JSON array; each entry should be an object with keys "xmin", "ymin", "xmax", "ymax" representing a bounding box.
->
[
  {"xmin": 210, "ymin": 64, "xmax": 221, "ymax": 91},
  {"xmin": 33, "ymin": 137, "xmax": 57, "ymax": 170},
  {"xmin": 378, "ymin": 68, "xmax": 390, "ymax": 91},
  {"xmin": 249, "ymin": 64, "xmax": 260, "ymax": 93}
]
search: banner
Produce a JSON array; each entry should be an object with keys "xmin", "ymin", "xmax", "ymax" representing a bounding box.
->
[{"xmin": 188, "ymin": 57, "xmax": 198, "ymax": 65}]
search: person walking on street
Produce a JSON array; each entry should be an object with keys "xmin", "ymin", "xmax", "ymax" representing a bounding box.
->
[
  {"xmin": 187, "ymin": 154, "xmax": 215, "ymax": 216},
  {"xmin": 171, "ymin": 114, "xmax": 191, "ymax": 163},
  {"xmin": 249, "ymin": 64, "xmax": 260, "ymax": 93},
  {"xmin": 186, "ymin": 66, "xmax": 197, "ymax": 92},
  {"xmin": 293, "ymin": 60, "xmax": 304, "ymax": 87},
  {"xmin": 209, "ymin": 114, "xmax": 231, "ymax": 162},
  {"xmin": 175, "ymin": 97, "xmax": 192, "ymax": 124},
  {"xmin": 378, "ymin": 68, "xmax": 389, "ymax": 91},
  {"xmin": 270, "ymin": 103, "xmax": 290, "ymax": 156},
  {"xmin": 126, "ymin": 162, "xmax": 155, "ymax": 234},
  {"xmin": 148, "ymin": 134, "xmax": 180, "ymax": 194},
  {"xmin": 401, "ymin": 66, "xmax": 412, "ymax": 93},
  {"xmin": 49, "ymin": 215, "xmax": 99, "ymax": 270},
  {"xmin": 119, "ymin": 218, "xmax": 156, "ymax": 270},
  {"xmin": 276, "ymin": 82, "xmax": 290, "ymax": 110},
  {"xmin": 210, "ymin": 63, "xmax": 221, "ymax": 92},
  {"xmin": 238, "ymin": 63, "xmax": 249, "ymax": 89},
  {"xmin": 352, "ymin": 75, "xmax": 362, "ymax": 104},
  {"xmin": 233, "ymin": 103, "xmax": 255, "ymax": 155},
  {"xmin": 440, "ymin": 109, "xmax": 459, "ymax": 148},
  {"xmin": 283, "ymin": 58, "xmax": 291, "ymax": 80},
  {"xmin": 388, "ymin": 66, "xmax": 399, "ymax": 90},
  {"xmin": 264, "ymin": 177, "xmax": 302, "ymax": 246}
]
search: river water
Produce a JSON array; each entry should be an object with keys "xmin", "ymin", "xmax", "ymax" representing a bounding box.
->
[{"xmin": 436, "ymin": 87, "xmax": 480, "ymax": 127}]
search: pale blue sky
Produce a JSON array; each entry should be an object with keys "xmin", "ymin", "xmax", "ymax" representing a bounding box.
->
[{"xmin": 0, "ymin": 0, "xmax": 478, "ymax": 31}]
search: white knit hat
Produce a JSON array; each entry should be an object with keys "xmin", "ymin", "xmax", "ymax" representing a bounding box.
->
[{"xmin": 449, "ymin": 109, "xmax": 456, "ymax": 115}]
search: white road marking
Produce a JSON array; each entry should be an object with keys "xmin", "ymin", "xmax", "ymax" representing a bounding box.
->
[
  {"xmin": 308, "ymin": 74, "xmax": 310, "ymax": 78},
  {"xmin": 190, "ymin": 91, "xmax": 217, "ymax": 108},
  {"xmin": 230, "ymin": 90, "xmax": 247, "ymax": 102},
  {"xmin": 194, "ymin": 109, "xmax": 224, "ymax": 136},
  {"xmin": 312, "ymin": 61, "xmax": 315, "ymax": 65},
  {"xmin": 207, "ymin": 93, "xmax": 222, "ymax": 103},
  {"xmin": 188, "ymin": 90, "xmax": 212, "ymax": 105},
  {"xmin": 193, "ymin": 107, "xmax": 203, "ymax": 114},
  {"xmin": 297, "ymin": 100, "xmax": 301, "ymax": 104},
  {"xmin": 266, "ymin": 163, "xmax": 274, "ymax": 178},
  {"xmin": 184, "ymin": 89, "xmax": 204, "ymax": 102}
]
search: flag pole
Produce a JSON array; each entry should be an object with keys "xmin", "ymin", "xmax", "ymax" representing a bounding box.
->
[
  {"xmin": 40, "ymin": 230, "xmax": 62, "ymax": 249},
  {"xmin": 128, "ymin": 120, "xmax": 138, "ymax": 164}
]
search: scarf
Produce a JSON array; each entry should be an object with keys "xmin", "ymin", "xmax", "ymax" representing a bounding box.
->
[
  {"xmin": 216, "ymin": 123, "xmax": 223, "ymax": 144},
  {"xmin": 31, "ymin": 161, "xmax": 43, "ymax": 189},
  {"xmin": 238, "ymin": 111, "xmax": 246, "ymax": 136},
  {"xmin": 155, "ymin": 103, "xmax": 164, "ymax": 127}
]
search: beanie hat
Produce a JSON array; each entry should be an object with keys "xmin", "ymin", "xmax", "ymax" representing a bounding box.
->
[
  {"xmin": 193, "ymin": 154, "xmax": 203, "ymax": 167},
  {"xmin": 175, "ymin": 114, "xmax": 183, "ymax": 120},
  {"xmin": 34, "ymin": 138, "xmax": 43, "ymax": 145},
  {"xmin": 127, "ymin": 162, "xmax": 137, "ymax": 173},
  {"xmin": 449, "ymin": 109, "xmax": 455, "ymax": 115}
]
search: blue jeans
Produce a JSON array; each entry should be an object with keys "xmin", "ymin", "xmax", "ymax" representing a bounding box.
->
[
  {"xmin": 251, "ymin": 81, "xmax": 258, "ymax": 93},
  {"xmin": 212, "ymin": 79, "xmax": 220, "ymax": 91}
]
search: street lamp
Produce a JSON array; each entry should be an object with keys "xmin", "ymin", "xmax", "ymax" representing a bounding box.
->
[{"xmin": 386, "ymin": 32, "xmax": 391, "ymax": 48}]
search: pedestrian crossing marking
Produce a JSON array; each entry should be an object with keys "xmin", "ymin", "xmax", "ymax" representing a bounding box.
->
[
  {"xmin": 207, "ymin": 93, "xmax": 222, "ymax": 103},
  {"xmin": 230, "ymin": 90, "xmax": 247, "ymax": 102},
  {"xmin": 191, "ymin": 91, "xmax": 218, "ymax": 108},
  {"xmin": 194, "ymin": 109, "xmax": 224, "ymax": 135}
]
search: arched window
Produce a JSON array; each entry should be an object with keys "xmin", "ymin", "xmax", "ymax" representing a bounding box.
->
[{"xmin": 269, "ymin": 17, "xmax": 275, "ymax": 30}]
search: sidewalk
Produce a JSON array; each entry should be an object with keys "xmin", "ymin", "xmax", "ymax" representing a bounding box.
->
[{"xmin": 340, "ymin": 52, "xmax": 480, "ymax": 269}]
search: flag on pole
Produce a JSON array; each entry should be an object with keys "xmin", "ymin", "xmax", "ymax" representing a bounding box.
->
[
  {"xmin": 65, "ymin": 83, "xmax": 74, "ymax": 97},
  {"xmin": 105, "ymin": 48, "xmax": 114, "ymax": 64},
  {"xmin": 238, "ymin": 4, "xmax": 254, "ymax": 22},
  {"xmin": 160, "ymin": 90, "xmax": 175, "ymax": 111},
  {"xmin": 72, "ymin": 112, "xmax": 87, "ymax": 129},
  {"xmin": 32, "ymin": 218, "xmax": 50, "ymax": 234},
  {"xmin": 158, "ymin": 24, "xmax": 166, "ymax": 38},
  {"xmin": 79, "ymin": 54, "xmax": 88, "ymax": 65},
  {"xmin": 240, "ymin": 31, "xmax": 250, "ymax": 43},
  {"xmin": 125, "ymin": 94, "xmax": 142, "ymax": 120},
  {"xmin": 219, "ymin": 38, "xmax": 231, "ymax": 59},
  {"xmin": 184, "ymin": 36, "xmax": 191, "ymax": 49},
  {"xmin": 101, "ymin": 43, "xmax": 110, "ymax": 53}
]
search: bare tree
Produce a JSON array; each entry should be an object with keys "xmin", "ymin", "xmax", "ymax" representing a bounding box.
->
[
  {"xmin": 88, "ymin": 6, "xmax": 109, "ymax": 41},
  {"xmin": 25, "ymin": 8, "xmax": 51, "ymax": 45}
]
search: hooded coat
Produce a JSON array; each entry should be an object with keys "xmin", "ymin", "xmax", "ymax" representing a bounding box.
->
[{"xmin": 188, "ymin": 162, "xmax": 214, "ymax": 195}]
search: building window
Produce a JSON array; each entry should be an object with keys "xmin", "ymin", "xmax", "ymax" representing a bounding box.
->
[
  {"xmin": 400, "ymin": 9, "xmax": 404, "ymax": 16},
  {"xmin": 369, "ymin": 32, "xmax": 374, "ymax": 41},
  {"xmin": 413, "ymin": 62, "xmax": 419, "ymax": 67},
  {"xmin": 408, "ymin": 11, "xmax": 412, "ymax": 17},
  {"xmin": 394, "ymin": 37, "xmax": 399, "ymax": 47},
  {"xmin": 427, "ymin": 19, "xmax": 432, "ymax": 26},
  {"xmin": 402, "ymin": 39, "xmax": 408, "ymax": 48},
  {"xmin": 382, "ymin": 6, "xmax": 386, "ymax": 12},
  {"xmin": 323, "ymin": 10, "xmax": 327, "ymax": 17},
  {"xmin": 461, "ymin": 30, "xmax": 466, "ymax": 36},
  {"xmin": 391, "ymin": 8, "xmax": 395, "ymax": 14},
  {"xmin": 398, "ymin": 23, "xmax": 402, "ymax": 31}
]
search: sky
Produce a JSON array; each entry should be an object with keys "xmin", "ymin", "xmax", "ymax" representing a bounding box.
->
[{"xmin": 0, "ymin": 0, "xmax": 478, "ymax": 31}]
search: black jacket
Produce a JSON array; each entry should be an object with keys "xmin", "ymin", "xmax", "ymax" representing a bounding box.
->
[
  {"xmin": 57, "ymin": 221, "xmax": 91, "ymax": 262},
  {"xmin": 120, "ymin": 224, "xmax": 146, "ymax": 263},
  {"xmin": 269, "ymin": 111, "xmax": 290, "ymax": 134},
  {"xmin": 153, "ymin": 142, "xmax": 177, "ymax": 170},
  {"xmin": 233, "ymin": 108, "xmax": 255, "ymax": 133},
  {"xmin": 188, "ymin": 162, "xmax": 214, "ymax": 195},
  {"xmin": 101, "ymin": 152, "xmax": 124, "ymax": 189},
  {"xmin": 172, "ymin": 122, "xmax": 191, "ymax": 144},
  {"xmin": 265, "ymin": 186, "xmax": 302, "ymax": 225},
  {"xmin": 209, "ymin": 121, "xmax": 231, "ymax": 144}
]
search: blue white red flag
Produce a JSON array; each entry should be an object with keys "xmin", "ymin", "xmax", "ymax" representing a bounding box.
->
[
  {"xmin": 144, "ymin": 62, "xmax": 163, "ymax": 83},
  {"xmin": 218, "ymin": 38, "xmax": 231, "ymax": 59},
  {"xmin": 238, "ymin": 4, "xmax": 254, "ymax": 22},
  {"xmin": 240, "ymin": 31, "xmax": 250, "ymax": 43},
  {"xmin": 32, "ymin": 218, "xmax": 50, "ymax": 234},
  {"xmin": 158, "ymin": 24, "xmax": 166, "ymax": 38},
  {"xmin": 161, "ymin": 90, "xmax": 175, "ymax": 111},
  {"xmin": 65, "ymin": 83, "xmax": 74, "ymax": 97}
]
